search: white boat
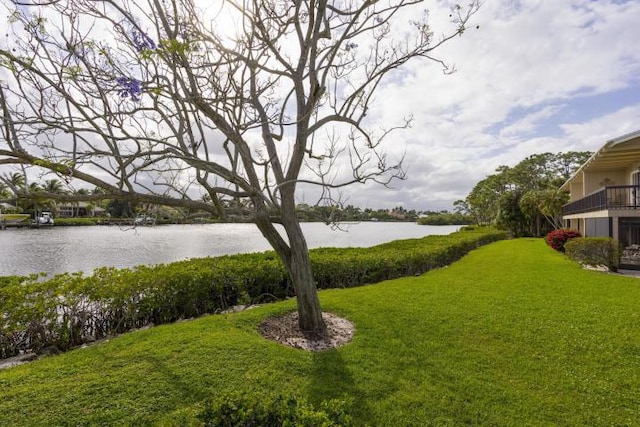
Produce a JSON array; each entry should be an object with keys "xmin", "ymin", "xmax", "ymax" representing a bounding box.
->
[
  {"xmin": 134, "ymin": 214, "xmax": 156, "ymax": 226},
  {"xmin": 34, "ymin": 212, "xmax": 55, "ymax": 226}
]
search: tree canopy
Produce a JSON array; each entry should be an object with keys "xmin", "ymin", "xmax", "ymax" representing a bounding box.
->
[
  {"xmin": 456, "ymin": 151, "xmax": 592, "ymax": 236},
  {"xmin": 0, "ymin": 0, "xmax": 479, "ymax": 336}
]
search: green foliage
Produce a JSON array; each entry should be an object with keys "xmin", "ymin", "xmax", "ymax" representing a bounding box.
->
[
  {"xmin": 457, "ymin": 151, "xmax": 591, "ymax": 234},
  {"xmin": 160, "ymin": 38, "xmax": 195, "ymax": 56},
  {"xmin": 417, "ymin": 212, "xmax": 472, "ymax": 225},
  {"xmin": 3, "ymin": 240, "xmax": 640, "ymax": 426},
  {"xmin": 565, "ymin": 237, "xmax": 621, "ymax": 271},
  {"xmin": 496, "ymin": 190, "xmax": 528, "ymax": 237},
  {"xmin": 197, "ymin": 392, "xmax": 352, "ymax": 427},
  {"xmin": 0, "ymin": 228, "xmax": 506, "ymax": 358},
  {"xmin": 106, "ymin": 199, "xmax": 136, "ymax": 217},
  {"xmin": 545, "ymin": 229, "xmax": 581, "ymax": 252},
  {"xmin": 54, "ymin": 217, "xmax": 100, "ymax": 226},
  {"xmin": 311, "ymin": 228, "xmax": 505, "ymax": 288},
  {"xmin": 296, "ymin": 205, "xmax": 420, "ymax": 222}
]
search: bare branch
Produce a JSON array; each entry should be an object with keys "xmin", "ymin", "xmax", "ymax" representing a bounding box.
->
[{"xmin": 0, "ymin": 0, "xmax": 480, "ymax": 335}]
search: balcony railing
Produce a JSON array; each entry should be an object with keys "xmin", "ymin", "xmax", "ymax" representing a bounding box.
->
[{"xmin": 562, "ymin": 185, "xmax": 640, "ymax": 215}]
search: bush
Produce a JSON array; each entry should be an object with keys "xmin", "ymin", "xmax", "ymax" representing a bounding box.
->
[
  {"xmin": 565, "ymin": 237, "xmax": 621, "ymax": 271},
  {"xmin": 197, "ymin": 392, "xmax": 352, "ymax": 427},
  {"xmin": 0, "ymin": 227, "xmax": 507, "ymax": 359},
  {"xmin": 54, "ymin": 217, "xmax": 101, "ymax": 226},
  {"xmin": 416, "ymin": 212, "xmax": 473, "ymax": 225},
  {"xmin": 545, "ymin": 229, "xmax": 581, "ymax": 252}
]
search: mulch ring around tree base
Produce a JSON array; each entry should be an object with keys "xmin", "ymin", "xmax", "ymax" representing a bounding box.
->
[{"xmin": 260, "ymin": 312, "xmax": 355, "ymax": 351}]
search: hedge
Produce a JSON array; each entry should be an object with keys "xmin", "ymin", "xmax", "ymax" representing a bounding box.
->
[
  {"xmin": 565, "ymin": 237, "xmax": 621, "ymax": 271},
  {"xmin": 0, "ymin": 227, "xmax": 506, "ymax": 359}
]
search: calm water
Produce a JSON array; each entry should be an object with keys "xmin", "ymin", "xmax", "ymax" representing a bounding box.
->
[{"xmin": 0, "ymin": 222, "xmax": 459, "ymax": 276}]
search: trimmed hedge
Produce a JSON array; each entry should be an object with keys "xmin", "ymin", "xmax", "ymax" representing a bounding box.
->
[
  {"xmin": 54, "ymin": 218, "xmax": 101, "ymax": 226},
  {"xmin": 0, "ymin": 227, "xmax": 506, "ymax": 359},
  {"xmin": 565, "ymin": 237, "xmax": 621, "ymax": 271}
]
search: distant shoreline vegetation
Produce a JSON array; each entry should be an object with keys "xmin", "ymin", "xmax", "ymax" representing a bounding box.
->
[
  {"xmin": 417, "ymin": 212, "xmax": 473, "ymax": 226},
  {"xmin": 3, "ymin": 202, "xmax": 472, "ymax": 227},
  {"xmin": 1, "ymin": 202, "xmax": 434, "ymax": 226},
  {"xmin": 51, "ymin": 217, "xmax": 427, "ymax": 227}
]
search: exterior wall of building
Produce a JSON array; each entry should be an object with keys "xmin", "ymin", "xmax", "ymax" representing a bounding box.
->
[
  {"xmin": 57, "ymin": 206, "xmax": 91, "ymax": 218},
  {"xmin": 583, "ymin": 170, "xmax": 627, "ymax": 195},
  {"xmin": 561, "ymin": 132, "xmax": 640, "ymax": 267},
  {"xmin": 585, "ymin": 217, "xmax": 612, "ymax": 238},
  {"xmin": 568, "ymin": 180, "xmax": 584, "ymax": 202},
  {"xmin": 564, "ymin": 214, "xmax": 611, "ymax": 237},
  {"xmin": 564, "ymin": 217, "xmax": 583, "ymax": 232}
]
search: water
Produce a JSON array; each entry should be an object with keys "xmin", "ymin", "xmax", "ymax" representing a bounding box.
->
[{"xmin": 0, "ymin": 222, "xmax": 459, "ymax": 276}]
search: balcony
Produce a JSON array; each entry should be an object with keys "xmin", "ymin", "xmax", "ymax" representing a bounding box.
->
[{"xmin": 562, "ymin": 185, "xmax": 640, "ymax": 215}]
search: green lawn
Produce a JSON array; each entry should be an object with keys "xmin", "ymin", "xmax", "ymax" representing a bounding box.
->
[{"xmin": 2, "ymin": 238, "xmax": 640, "ymax": 426}]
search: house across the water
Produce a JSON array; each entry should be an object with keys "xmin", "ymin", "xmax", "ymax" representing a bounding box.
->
[
  {"xmin": 57, "ymin": 202, "xmax": 105, "ymax": 218},
  {"xmin": 560, "ymin": 130, "xmax": 640, "ymax": 268}
]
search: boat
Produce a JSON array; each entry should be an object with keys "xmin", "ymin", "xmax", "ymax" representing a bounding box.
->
[
  {"xmin": 33, "ymin": 212, "xmax": 55, "ymax": 226},
  {"xmin": 133, "ymin": 214, "xmax": 156, "ymax": 226}
]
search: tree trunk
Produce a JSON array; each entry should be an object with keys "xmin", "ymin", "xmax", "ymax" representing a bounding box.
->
[
  {"xmin": 254, "ymin": 209, "xmax": 327, "ymax": 338},
  {"xmin": 282, "ymin": 217, "xmax": 327, "ymax": 338}
]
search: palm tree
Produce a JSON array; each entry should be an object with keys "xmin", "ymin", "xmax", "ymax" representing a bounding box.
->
[
  {"xmin": 5, "ymin": 172, "xmax": 25, "ymax": 188},
  {"xmin": 18, "ymin": 182, "xmax": 44, "ymax": 215},
  {"xmin": 0, "ymin": 182, "xmax": 10, "ymax": 200},
  {"xmin": 91, "ymin": 186, "xmax": 108, "ymax": 212},
  {"xmin": 42, "ymin": 179, "xmax": 66, "ymax": 194},
  {"xmin": 27, "ymin": 182, "xmax": 42, "ymax": 192},
  {"xmin": 38, "ymin": 180, "xmax": 67, "ymax": 215},
  {"xmin": 71, "ymin": 188, "xmax": 90, "ymax": 217},
  {"xmin": 2, "ymin": 172, "xmax": 26, "ymax": 209}
]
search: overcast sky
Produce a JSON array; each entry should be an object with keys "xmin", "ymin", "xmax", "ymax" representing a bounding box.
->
[{"xmin": 335, "ymin": 0, "xmax": 640, "ymax": 212}]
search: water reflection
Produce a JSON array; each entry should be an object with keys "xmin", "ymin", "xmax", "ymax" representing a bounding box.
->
[{"xmin": 0, "ymin": 222, "xmax": 458, "ymax": 276}]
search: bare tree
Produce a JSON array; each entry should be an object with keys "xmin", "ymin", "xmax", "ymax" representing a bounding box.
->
[{"xmin": 0, "ymin": 0, "xmax": 479, "ymax": 337}]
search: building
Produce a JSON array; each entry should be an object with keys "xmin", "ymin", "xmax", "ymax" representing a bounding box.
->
[
  {"xmin": 560, "ymin": 130, "xmax": 640, "ymax": 268},
  {"xmin": 57, "ymin": 201, "xmax": 105, "ymax": 218}
]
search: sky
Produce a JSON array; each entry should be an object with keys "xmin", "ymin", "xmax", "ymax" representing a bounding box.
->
[
  {"xmin": 1, "ymin": 0, "xmax": 639, "ymax": 213},
  {"xmin": 340, "ymin": 0, "xmax": 640, "ymax": 212}
]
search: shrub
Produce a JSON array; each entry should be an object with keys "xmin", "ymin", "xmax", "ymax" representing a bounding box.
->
[
  {"xmin": 54, "ymin": 217, "xmax": 101, "ymax": 226},
  {"xmin": 545, "ymin": 229, "xmax": 581, "ymax": 252},
  {"xmin": 565, "ymin": 237, "xmax": 621, "ymax": 271},
  {"xmin": 197, "ymin": 392, "xmax": 352, "ymax": 427}
]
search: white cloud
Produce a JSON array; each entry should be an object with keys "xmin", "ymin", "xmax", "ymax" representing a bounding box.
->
[
  {"xmin": 499, "ymin": 105, "xmax": 563, "ymax": 138},
  {"xmin": 2, "ymin": 0, "xmax": 638, "ymax": 213},
  {"xmin": 340, "ymin": 0, "xmax": 640, "ymax": 211}
]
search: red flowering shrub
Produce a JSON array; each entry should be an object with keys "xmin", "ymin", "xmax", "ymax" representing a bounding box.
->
[{"xmin": 545, "ymin": 229, "xmax": 582, "ymax": 252}]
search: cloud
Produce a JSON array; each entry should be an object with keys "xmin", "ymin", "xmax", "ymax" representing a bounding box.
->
[
  {"xmin": 1, "ymin": 0, "xmax": 638, "ymax": 214},
  {"xmin": 340, "ymin": 0, "xmax": 640, "ymax": 211}
]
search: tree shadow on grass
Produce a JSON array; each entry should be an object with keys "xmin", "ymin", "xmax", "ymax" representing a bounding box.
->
[
  {"xmin": 143, "ymin": 354, "xmax": 211, "ymax": 402},
  {"xmin": 308, "ymin": 348, "xmax": 370, "ymax": 421}
]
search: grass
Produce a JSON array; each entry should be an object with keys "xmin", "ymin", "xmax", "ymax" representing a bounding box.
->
[{"xmin": 2, "ymin": 238, "xmax": 640, "ymax": 426}]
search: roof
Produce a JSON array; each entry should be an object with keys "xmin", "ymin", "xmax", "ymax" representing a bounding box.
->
[
  {"xmin": 559, "ymin": 130, "xmax": 640, "ymax": 191},
  {"xmin": 58, "ymin": 201, "xmax": 100, "ymax": 208}
]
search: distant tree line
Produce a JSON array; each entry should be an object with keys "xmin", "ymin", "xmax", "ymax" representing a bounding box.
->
[
  {"xmin": 296, "ymin": 204, "xmax": 422, "ymax": 223},
  {"xmin": 454, "ymin": 151, "xmax": 592, "ymax": 237},
  {"xmin": 0, "ymin": 174, "xmax": 104, "ymax": 217},
  {"xmin": 417, "ymin": 212, "xmax": 473, "ymax": 226},
  {"xmin": 2, "ymin": 175, "xmax": 436, "ymax": 224}
]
